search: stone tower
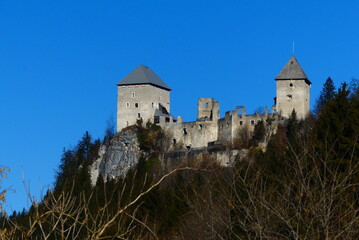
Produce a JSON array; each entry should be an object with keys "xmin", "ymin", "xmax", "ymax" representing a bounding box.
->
[
  {"xmin": 117, "ymin": 65, "xmax": 171, "ymax": 131},
  {"xmin": 197, "ymin": 98, "xmax": 219, "ymax": 121},
  {"xmin": 275, "ymin": 56, "xmax": 311, "ymax": 119}
]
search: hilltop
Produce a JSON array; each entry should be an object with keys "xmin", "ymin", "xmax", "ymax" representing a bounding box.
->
[{"xmin": 1, "ymin": 77, "xmax": 358, "ymax": 239}]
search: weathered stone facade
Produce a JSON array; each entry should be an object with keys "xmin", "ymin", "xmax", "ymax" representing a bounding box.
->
[
  {"xmin": 275, "ymin": 56, "xmax": 311, "ymax": 118},
  {"xmin": 116, "ymin": 57, "xmax": 311, "ymax": 149},
  {"xmin": 116, "ymin": 65, "xmax": 171, "ymax": 131},
  {"xmin": 117, "ymin": 84, "xmax": 170, "ymax": 131},
  {"xmin": 276, "ymin": 79, "xmax": 310, "ymax": 119}
]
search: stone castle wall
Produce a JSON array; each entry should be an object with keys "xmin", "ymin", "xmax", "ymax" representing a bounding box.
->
[
  {"xmin": 117, "ymin": 57, "xmax": 311, "ymax": 148},
  {"xmin": 117, "ymin": 84, "xmax": 170, "ymax": 131},
  {"xmin": 276, "ymin": 79, "xmax": 310, "ymax": 119},
  {"xmin": 159, "ymin": 98, "xmax": 276, "ymax": 149},
  {"xmin": 161, "ymin": 120, "xmax": 218, "ymax": 149}
]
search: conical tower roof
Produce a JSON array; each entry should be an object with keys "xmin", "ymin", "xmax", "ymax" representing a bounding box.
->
[
  {"xmin": 275, "ymin": 56, "xmax": 311, "ymax": 84},
  {"xmin": 117, "ymin": 65, "xmax": 171, "ymax": 91}
]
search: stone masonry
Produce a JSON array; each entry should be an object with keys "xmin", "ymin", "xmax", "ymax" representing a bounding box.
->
[{"xmin": 116, "ymin": 56, "xmax": 311, "ymax": 149}]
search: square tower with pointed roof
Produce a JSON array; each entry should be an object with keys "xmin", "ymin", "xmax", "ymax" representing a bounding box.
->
[
  {"xmin": 275, "ymin": 56, "xmax": 311, "ymax": 119},
  {"xmin": 117, "ymin": 65, "xmax": 171, "ymax": 131}
]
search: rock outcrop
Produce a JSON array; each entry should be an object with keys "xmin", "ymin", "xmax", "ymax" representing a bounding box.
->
[{"xmin": 90, "ymin": 128, "xmax": 140, "ymax": 185}]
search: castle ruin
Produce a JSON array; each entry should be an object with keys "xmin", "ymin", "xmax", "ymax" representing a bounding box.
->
[{"xmin": 116, "ymin": 56, "xmax": 311, "ymax": 149}]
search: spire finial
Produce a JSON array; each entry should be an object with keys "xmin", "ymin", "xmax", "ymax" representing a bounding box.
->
[{"xmin": 292, "ymin": 41, "xmax": 295, "ymax": 56}]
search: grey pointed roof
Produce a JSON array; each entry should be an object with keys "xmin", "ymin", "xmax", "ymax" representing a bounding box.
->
[
  {"xmin": 117, "ymin": 65, "xmax": 171, "ymax": 91},
  {"xmin": 275, "ymin": 56, "xmax": 311, "ymax": 84}
]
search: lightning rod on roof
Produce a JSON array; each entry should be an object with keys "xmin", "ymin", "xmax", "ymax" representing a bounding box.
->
[{"xmin": 292, "ymin": 41, "xmax": 295, "ymax": 56}]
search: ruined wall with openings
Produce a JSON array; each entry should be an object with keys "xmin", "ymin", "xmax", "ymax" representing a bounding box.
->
[
  {"xmin": 162, "ymin": 120, "xmax": 219, "ymax": 149},
  {"xmin": 197, "ymin": 98, "xmax": 220, "ymax": 121},
  {"xmin": 217, "ymin": 106, "xmax": 276, "ymax": 144}
]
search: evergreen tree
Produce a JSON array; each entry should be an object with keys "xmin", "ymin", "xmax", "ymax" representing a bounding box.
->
[
  {"xmin": 315, "ymin": 77, "xmax": 336, "ymax": 114},
  {"xmin": 55, "ymin": 148, "xmax": 76, "ymax": 190},
  {"xmin": 312, "ymin": 82, "xmax": 356, "ymax": 172},
  {"xmin": 251, "ymin": 119, "xmax": 266, "ymax": 146},
  {"xmin": 75, "ymin": 131, "xmax": 93, "ymax": 165},
  {"xmin": 286, "ymin": 109, "xmax": 298, "ymax": 143},
  {"xmin": 349, "ymin": 78, "xmax": 359, "ymax": 98}
]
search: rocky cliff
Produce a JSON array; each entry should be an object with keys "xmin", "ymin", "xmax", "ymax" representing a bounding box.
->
[
  {"xmin": 90, "ymin": 128, "xmax": 140, "ymax": 185},
  {"xmin": 90, "ymin": 126, "xmax": 252, "ymax": 185}
]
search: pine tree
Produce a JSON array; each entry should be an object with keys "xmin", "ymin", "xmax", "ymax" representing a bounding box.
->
[
  {"xmin": 312, "ymin": 83, "xmax": 354, "ymax": 170},
  {"xmin": 251, "ymin": 119, "xmax": 266, "ymax": 146},
  {"xmin": 55, "ymin": 148, "xmax": 76, "ymax": 190},
  {"xmin": 315, "ymin": 77, "xmax": 336, "ymax": 114},
  {"xmin": 349, "ymin": 78, "xmax": 359, "ymax": 98},
  {"xmin": 286, "ymin": 109, "xmax": 298, "ymax": 143}
]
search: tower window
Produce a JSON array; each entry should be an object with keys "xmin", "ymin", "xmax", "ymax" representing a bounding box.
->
[
  {"xmin": 154, "ymin": 116, "xmax": 160, "ymax": 123},
  {"xmin": 290, "ymin": 83, "xmax": 293, "ymax": 87},
  {"xmin": 135, "ymin": 103, "xmax": 139, "ymax": 108},
  {"xmin": 132, "ymin": 92, "xmax": 135, "ymax": 98},
  {"xmin": 205, "ymin": 102, "xmax": 209, "ymax": 108},
  {"xmin": 240, "ymin": 121, "xmax": 243, "ymax": 126},
  {"xmin": 287, "ymin": 94, "xmax": 292, "ymax": 99},
  {"xmin": 152, "ymin": 102, "xmax": 154, "ymax": 108},
  {"xmin": 126, "ymin": 102, "xmax": 130, "ymax": 108},
  {"xmin": 251, "ymin": 120, "xmax": 255, "ymax": 125},
  {"xmin": 183, "ymin": 128, "xmax": 187, "ymax": 135},
  {"xmin": 137, "ymin": 113, "xmax": 141, "ymax": 118}
]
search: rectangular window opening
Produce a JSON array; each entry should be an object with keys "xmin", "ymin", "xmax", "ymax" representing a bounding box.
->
[{"xmin": 154, "ymin": 116, "xmax": 160, "ymax": 124}]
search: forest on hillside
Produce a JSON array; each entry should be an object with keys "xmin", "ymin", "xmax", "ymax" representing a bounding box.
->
[{"xmin": 0, "ymin": 78, "xmax": 358, "ymax": 239}]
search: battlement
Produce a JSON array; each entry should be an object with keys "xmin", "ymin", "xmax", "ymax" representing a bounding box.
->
[{"xmin": 117, "ymin": 56, "xmax": 311, "ymax": 149}]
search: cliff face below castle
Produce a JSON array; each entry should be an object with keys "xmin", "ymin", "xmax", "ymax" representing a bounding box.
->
[
  {"xmin": 90, "ymin": 126, "xmax": 250, "ymax": 185},
  {"xmin": 90, "ymin": 128, "xmax": 140, "ymax": 184}
]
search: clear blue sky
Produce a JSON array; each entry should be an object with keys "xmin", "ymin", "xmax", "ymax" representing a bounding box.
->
[{"xmin": 1, "ymin": 0, "xmax": 358, "ymax": 213}]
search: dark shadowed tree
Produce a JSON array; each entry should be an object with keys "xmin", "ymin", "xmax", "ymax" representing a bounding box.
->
[
  {"xmin": 104, "ymin": 114, "xmax": 115, "ymax": 145},
  {"xmin": 286, "ymin": 109, "xmax": 298, "ymax": 143},
  {"xmin": 349, "ymin": 78, "xmax": 359, "ymax": 98},
  {"xmin": 315, "ymin": 77, "xmax": 336, "ymax": 114},
  {"xmin": 251, "ymin": 119, "xmax": 266, "ymax": 146}
]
